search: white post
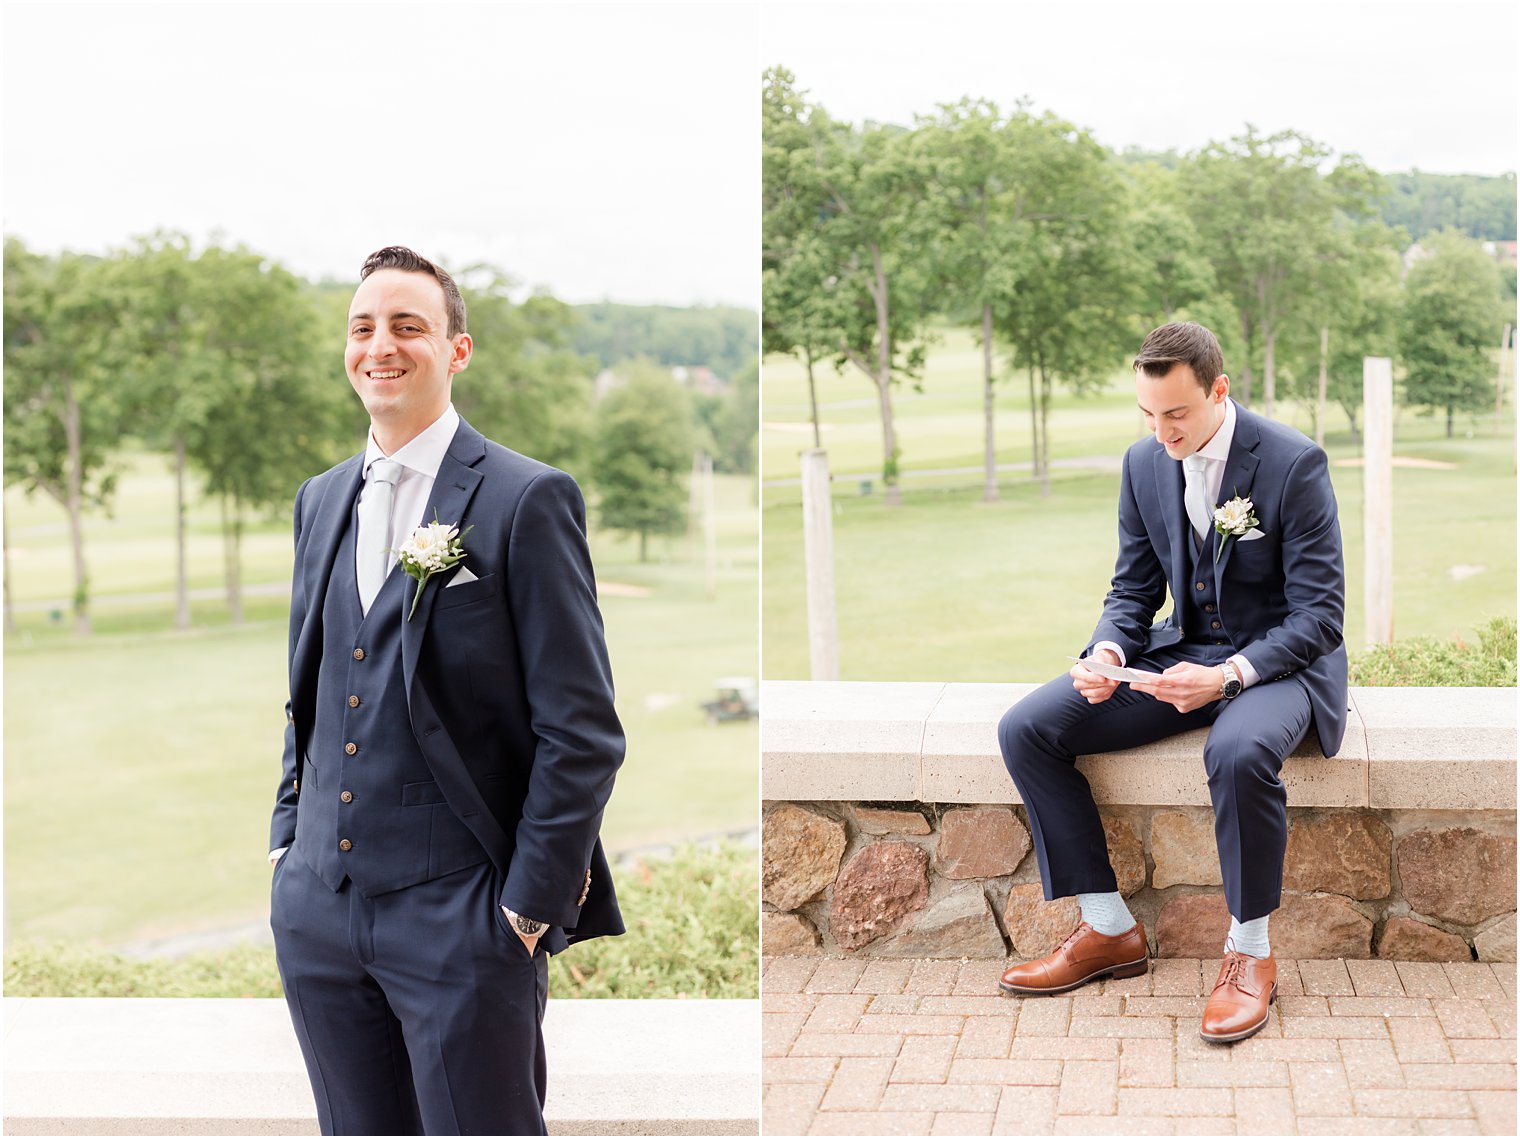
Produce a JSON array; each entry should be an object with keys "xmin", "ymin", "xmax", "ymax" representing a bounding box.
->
[
  {"xmin": 1363, "ymin": 357, "xmax": 1394, "ymax": 646},
  {"xmin": 703, "ymin": 453, "xmax": 717, "ymax": 601},
  {"xmin": 800, "ymin": 448, "xmax": 840, "ymax": 681}
]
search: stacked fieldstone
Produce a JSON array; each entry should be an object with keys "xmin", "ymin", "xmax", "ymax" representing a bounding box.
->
[{"xmin": 760, "ymin": 802, "xmax": 1516, "ymax": 963}]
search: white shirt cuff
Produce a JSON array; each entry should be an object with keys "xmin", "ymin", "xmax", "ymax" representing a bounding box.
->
[
  {"xmin": 268, "ymin": 847, "xmax": 288, "ymax": 865},
  {"xmin": 1090, "ymin": 641, "xmax": 1126, "ymax": 667},
  {"xmin": 1228, "ymin": 654, "xmax": 1260, "ymax": 688}
]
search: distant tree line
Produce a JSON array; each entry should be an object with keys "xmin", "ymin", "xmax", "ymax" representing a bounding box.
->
[
  {"xmin": 1377, "ymin": 172, "xmax": 1517, "ymax": 243},
  {"xmin": 570, "ymin": 303, "xmax": 757, "ymax": 381},
  {"xmin": 764, "ymin": 68, "xmax": 1515, "ymax": 504},
  {"xmin": 3, "ymin": 235, "xmax": 757, "ymax": 634}
]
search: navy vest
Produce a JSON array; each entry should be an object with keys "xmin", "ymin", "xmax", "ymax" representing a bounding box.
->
[
  {"xmin": 292, "ymin": 501, "xmax": 489, "ymax": 896},
  {"xmin": 1177, "ymin": 517, "xmax": 1235, "ymax": 658}
]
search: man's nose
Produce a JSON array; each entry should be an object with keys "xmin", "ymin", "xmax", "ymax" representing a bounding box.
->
[{"xmin": 369, "ymin": 328, "xmax": 396, "ymax": 358}]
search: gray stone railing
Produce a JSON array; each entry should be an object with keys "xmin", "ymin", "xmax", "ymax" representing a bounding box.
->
[
  {"xmin": 761, "ymin": 682, "xmax": 1516, "ymax": 963},
  {"xmin": 2, "ymin": 997, "xmax": 758, "ymax": 1136}
]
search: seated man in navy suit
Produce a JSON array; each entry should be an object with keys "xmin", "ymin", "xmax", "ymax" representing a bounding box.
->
[
  {"xmin": 997, "ymin": 321, "xmax": 1347, "ymax": 1044},
  {"xmin": 268, "ymin": 246, "xmax": 625, "ymax": 1133}
]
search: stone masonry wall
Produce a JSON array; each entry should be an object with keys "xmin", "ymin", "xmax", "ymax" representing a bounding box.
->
[{"xmin": 761, "ymin": 801, "xmax": 1517, "ymax": 963}]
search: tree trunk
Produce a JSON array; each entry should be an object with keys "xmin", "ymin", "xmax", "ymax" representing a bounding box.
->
[
  {"xmin": 3, "ymin": 509, "xmax": 15, "ymax": 636},
  {"xmin": 638, "ymin": 529, "xmax": 648, "ymax": 564},
  {"xmin": 1316, "ymin": 327, "xmax": 1329, "ymax": 449},
  {"xmin": 1038, "ymin": 364, "xmax": 1052, "ymax": 499},
  {"xmin": 61, "ymin": 371, "xmax": 91, "ymax": 635},
  {"xmin": 1446, "ymin": 404, "xmax": 1455, "ymax": 439},
  {"xmin": 1236, "ymin": 317, "xmax": 1254, "ymax": 407},
  {"xmin": 1027, "ymin": 365, "xmax": 1041, "ymax": 487},
  {"xmin": 1263, "ymin": 322, "xmax": 1277, "ymax": 419},
  {"xmin": 222, "ymin": 495, "xmax": 245, "ymax": 624},
  {"xmin": 804, "ymin": 347, "xmax": 821, "ymax": 450},
  {"xmin": 869, "ymin": 242, "xmax": 902, "ymax": 507},
  {"xmin": 174, "ymin": 433, "xmax": 190, "ymax": 629},
  {"xmin": 981, "ymin": 303, "xmax": 998, "ymax": 503}
]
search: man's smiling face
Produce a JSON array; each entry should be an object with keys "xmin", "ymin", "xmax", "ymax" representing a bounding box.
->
[
  {"xmin": 1137, "ymin": 362, "xmax": 1229, "ymax": 460},
  {"xmin": 345, "ymin": 268, "xmax": 470, "ymax": 445}
]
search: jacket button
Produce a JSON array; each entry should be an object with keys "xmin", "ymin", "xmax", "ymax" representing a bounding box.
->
[
  {"xmin": 348, "ymin": 695, "xmax": 361, "ymax": 708},
  {"xmin": 353, "ymin": 648, "xmax": 365, "ymax": 661},
  {"xmin": 340, "ymin": 790, "xmax": 353, "ymax": 803},
  {"xmin": 339, "ymin": 838, "xmax": 353, "ymax": 852},
  {"xmin": 345, "ymin": 742, "xmax": 358, "ymax": 756},
  {"xmin": 1195, "ymin": 581, "xmax": 1206, "ymax": 591}
]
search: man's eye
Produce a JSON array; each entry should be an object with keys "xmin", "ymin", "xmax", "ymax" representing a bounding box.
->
[{"xmin": 351, "ymin": 326, "xmax": 371, "ymax": 335}]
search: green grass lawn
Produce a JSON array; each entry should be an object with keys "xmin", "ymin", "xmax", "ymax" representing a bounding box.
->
[
  {"xmin": 4, "ymin": 461, "xmax": 758, "ymax": 947},
  {"xmin": 762, "ymin": 329, "xmax": 1517, "ymax": 681}
]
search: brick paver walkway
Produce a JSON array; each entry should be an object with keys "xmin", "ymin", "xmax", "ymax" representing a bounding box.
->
[{"xmin": 763, "ymin": 956, "xmax": 1517, "ymax": 1136}]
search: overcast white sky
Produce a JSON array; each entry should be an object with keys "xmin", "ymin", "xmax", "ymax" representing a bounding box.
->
[
  {"xmin": 3, "ymin": 1, "xmax": 760, "ymax": 307},
  {"xmin": 763, "ymin": 0, "xmax": 1517, "ymax": 178}
]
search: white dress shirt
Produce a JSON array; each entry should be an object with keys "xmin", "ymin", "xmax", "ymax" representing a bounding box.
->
[
  {"xmin": 1093, "ymin": 398, "xmax": 1260, "ymax": 689},
  {"xmin": 356, "ymin": 403, "xmax": 462, "ymax": 612}
]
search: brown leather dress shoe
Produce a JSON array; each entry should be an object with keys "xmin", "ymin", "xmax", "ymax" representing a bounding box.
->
[
  {"xmin": 1200, "ymin": 951, "xmax": 1277, "ymax": 1042},
  {"xmin": 998, "ymin": 920, "xmax": 1148, "ymax": 995}
]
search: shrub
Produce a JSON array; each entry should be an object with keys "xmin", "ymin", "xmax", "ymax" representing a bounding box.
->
[
  {"xmin": 3, "ymin": 841, "xmax": 758, "ymax": 999},
  {"xmin": 1349, "ymin": 616, "xmax": 1517, "ymax": 687}
]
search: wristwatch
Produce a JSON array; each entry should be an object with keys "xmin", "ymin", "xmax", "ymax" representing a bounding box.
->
[
  {"xmin": 505, "ymin": 908, "xmax": 546, "ymax": 938},
  {"xmin": 1218, "ymin": 662, "xmax": 1243, "ymax": 700}
]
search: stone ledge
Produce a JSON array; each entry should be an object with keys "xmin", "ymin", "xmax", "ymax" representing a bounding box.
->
[
  {"xmin": 1, "ymin": 998, "xmax": 758, "ymax": 1136},
  {"xmin": 761, "ymin": 681, "xmax": 1515, "ymax": 809}
]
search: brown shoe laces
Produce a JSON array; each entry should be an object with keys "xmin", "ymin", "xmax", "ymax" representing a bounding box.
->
[{"xmin": 1217, "ymin": 944, "xmax": 1248, "ymax": 991}]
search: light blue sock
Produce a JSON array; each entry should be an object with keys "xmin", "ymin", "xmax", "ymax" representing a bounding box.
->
[
  {"xmin": 1077, "ymin": 891, "xmax": 1136, "ymax": 937},
  {"xmin": 1226, "ymin": 914, "xmax": 1270, "ymax": 958}
]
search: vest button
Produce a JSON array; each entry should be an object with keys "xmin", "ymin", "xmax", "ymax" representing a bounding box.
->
[
  {"xmin": 340, "ymin": 790, "xmax": 353, "ymax": 803},
  {"xmin": 348, "ymin": 695, "xmax": 361, "ymax": 708},
  {"xmin": 1195, "ymin": 581, "xmax": 1206, "ymax": 591},
  {"xmin": 345, "ymin": 742, "xmax": 358, "ymax": 756},
  {"xmin": 353, "ymin": 648, "xmax": 365, "ymax": 661},
  {"xmin": 1204, "ymin": 603, "xmax": 1216, "ymax": 613},
  {"xmin": 339, "ymin": 838, "xmax": 353, "ymax": 852},
  {"xmin": 1211, "ymin": 620, "xmax": 1222, "ymax": 630}
]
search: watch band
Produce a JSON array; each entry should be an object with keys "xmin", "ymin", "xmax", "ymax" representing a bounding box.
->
[{"xmin": 513, "ymin": 913, "xmax": 547, "ymax": 937}]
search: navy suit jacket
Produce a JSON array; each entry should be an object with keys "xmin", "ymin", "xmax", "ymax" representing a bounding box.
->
[
  {"xmin": 269, "ymin": 416, "xmax": 626, "ymax": 945},
  {"xmin": 1086, "ymin": 400, "xmax": 1349, "ymax": 757}
]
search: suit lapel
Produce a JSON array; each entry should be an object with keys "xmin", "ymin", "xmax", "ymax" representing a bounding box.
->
[
  {"xmin": 291, "ymin": 455, "xmax": 364, "ymax": 710},
  {"xmin": 1213, "ymin": 401, "xmax": 1262, "ymax": 587},
  {"xmin": 401, "ymin": 418, "xmax": 487, "ymax": 695}
]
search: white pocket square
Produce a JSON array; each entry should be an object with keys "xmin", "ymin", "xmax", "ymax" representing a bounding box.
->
[
  {"xmin": 1239, "ymin": 528, "xmax": 1266, "ymax": 541},
  {"xmin": 447, "ymin": 565, "xmax": 478, "ymax": 586}
]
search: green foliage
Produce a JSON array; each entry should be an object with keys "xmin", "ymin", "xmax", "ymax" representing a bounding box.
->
[
  {"xmin": 692, "ymin": 355, "xmax": 760, "ymax": 474},
  {"xmin": 1350, "ymin": 617, "xmax": 1517, "ymax": 687},
  {"xmin": 570, "ymin": 303, "xmax": 755, "ymax": 382},
  {"xmin": 589, "ymin": 361, "xmax": 694, "ymax": 559},
  {"xmin": 2, "ymin": 843, "xmax": 757, "ymax": 999},
  {"xmin": 1399, "ymin": 229, "xmax": 1506, "ymax": 435},
  {"xmin": 4, "ymin": 941, "xmax": 283, "ymax": 998},
  {"xmin": 454, "ymin": 267, "xmax": 596, "ymax": 478},
  {"xmin": 548, "ymin": 842, "xmax": 758, "ymax": 998},
  {"xmin": 1377, "ymin": 171, "xmax": 1517, "ymax": 242}
]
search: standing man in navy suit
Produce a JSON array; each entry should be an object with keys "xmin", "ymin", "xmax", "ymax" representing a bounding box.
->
[
  {"xmin": 997, "ymin": 321, "xmax": 1347, "ymax": 1043},
  {"xmin": 268, "ymin": 246, "xmax": 625, "ymax": 1134}
]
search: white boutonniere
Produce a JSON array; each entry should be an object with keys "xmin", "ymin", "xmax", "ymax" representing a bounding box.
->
[
  {"xmin": 1211, "ymin": 493, "xmax": 1261, "ymax": 563},
  {"xmin": 396, "ymin": 515, "xmax": 473, "ymax": 621}
]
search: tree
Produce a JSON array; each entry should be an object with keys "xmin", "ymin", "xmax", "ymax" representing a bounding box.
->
[
  {"xmin": 1124, "ymin": 162, "xmax": 1216, "ymax": 328},
  {"xmin": 763, "ymin": 69, "xmax": 937, "ymax": 505},
  {"xmin": 179, "ymin": 245, "xmax": 347, "ymax": 621},
  {"xmin": 1400, "ymin": 229, "xmax": 1505, "ymax": 437},
  {"xmin": 3, "ymin": 240, "xmax": 130, "ymax": 634},
  {"xmin": 454, "ymin": 267, "xmax": 596, "ymax": 480},
  {"xmin": 589, "ymin": 361, "xmax": 693, "ymax": 561},
  {"xmin": 1180, "ymin": 128, "xmax": 1381, "ymax": 415}
]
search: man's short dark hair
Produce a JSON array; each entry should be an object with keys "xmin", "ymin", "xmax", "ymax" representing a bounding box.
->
[
  {"xmin": 1133, "ymin": 321, "xmax": 1223, "ymax": 391},
  {"xmin": 359, "ymin": 246, "xmax": 468, "ymax": 338}
]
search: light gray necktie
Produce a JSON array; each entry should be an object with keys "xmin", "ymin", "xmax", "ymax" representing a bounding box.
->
[
  {"xmin": 357, "ymin": 459, "xmax": 403, "ymax": 612},
  {"xmin": 1182, "ymin": 453, "xmax": 1212, "ymax": 545}
]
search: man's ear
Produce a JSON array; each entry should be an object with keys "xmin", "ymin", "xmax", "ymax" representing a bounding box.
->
[
  {"xmin": 1213, "ymin": 374, "xmax": 1230, "ymax": 402},
  {"xmin": 449, "ymin": 333, "xmax": 473, "ymax": 376}
]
